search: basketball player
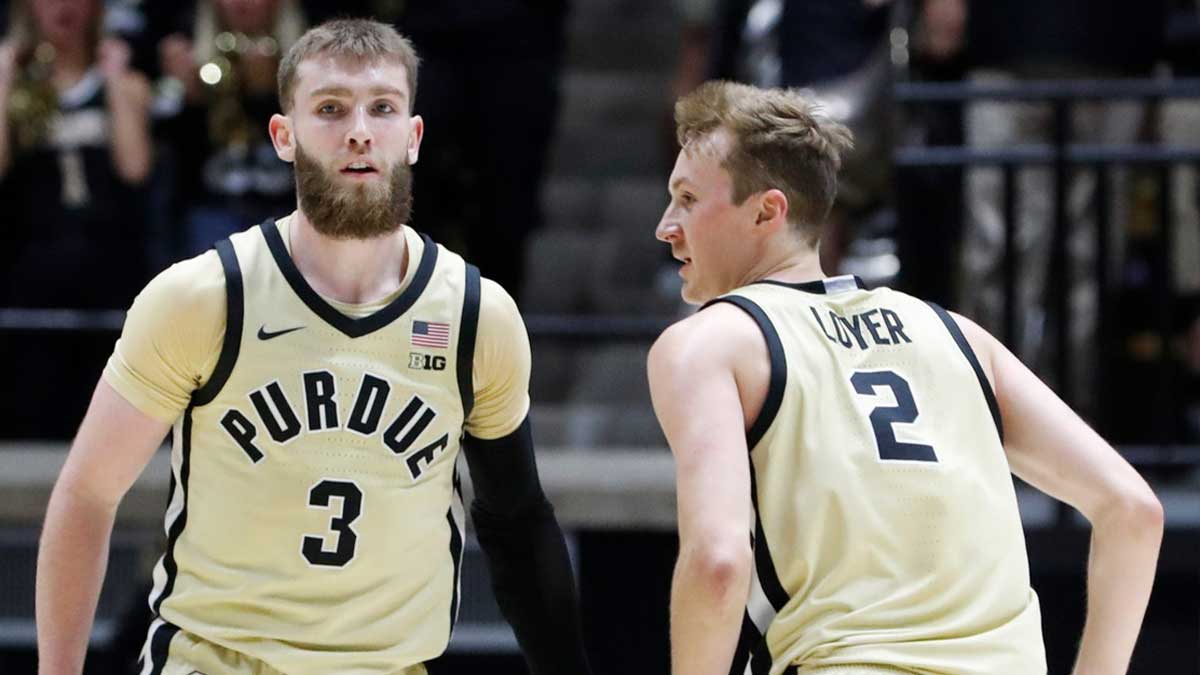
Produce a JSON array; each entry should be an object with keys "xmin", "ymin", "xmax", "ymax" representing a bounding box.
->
[
  {"xmin": 36, "ymin": 20, "xmax": 590, "ymax": 675},
  {"xmin": 648, "ymin": 81, "xmax": 1163, "ymax": 675}
]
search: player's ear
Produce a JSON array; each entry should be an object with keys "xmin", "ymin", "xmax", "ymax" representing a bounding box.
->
[
  {"xmin": 270, "ymin": 113, "xmax": 296, "ymax": 163},
  {"xmin": 756, "ymin": 188, "xmax": 789, "ymax": 231},
  {"xmin": 407, "ymin": 114, "xmax": 424, "ymax": 165}
]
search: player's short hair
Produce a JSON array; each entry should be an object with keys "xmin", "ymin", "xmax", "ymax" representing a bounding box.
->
[
  {"xmin": 675, "ymin": 81, "xmax": 854, "ymax": 243},
  {"xmin": 277, "ymin": 19, "xmax": 419, "ymax": 113}
]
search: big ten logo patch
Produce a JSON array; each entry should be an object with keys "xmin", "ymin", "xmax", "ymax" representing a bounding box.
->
[{"xmin": 409, "ymin": 353, "xmax": 447, "ymax": 371}]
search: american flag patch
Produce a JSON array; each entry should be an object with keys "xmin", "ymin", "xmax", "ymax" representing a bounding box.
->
[{"xmin": 411, "ymin": 320, "xmax": 451, "ymax": 349}]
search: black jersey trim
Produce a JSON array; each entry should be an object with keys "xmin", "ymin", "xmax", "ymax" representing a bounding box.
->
[
  {"xmin": 260, "ymin": 218, "xmax": 439, "ymax": 339},
  {"xmin": 729, "ymin": 612, "xmax": 775, "ymax": 675},
  {"xmin": 701, "ymin": 295, "xmax": 787, "ymax": 450},
  {"xmin": 751, "ymin": 275, "xmax": 867, "ymax": 294},
  {"xmin": 927, "ymin": 302, "xmax": 1005, "ymax": 442},
  {"xmin": 146, "ymin": 620, "xmax": 182, "ymax": 675},
  {"xmin": 751, "ymin": 640, "xmax": 774, "ymax": 675},
  {"xmin": 457, "ymin": 264, "xmax": 482, "ymax": 420},
  {"xmin": 151, "ymin": 409, "xmax": 195, "ymax": 617},
  {"xmin": 192, "ymin": 238, "xmax": 244, "ymax": 406},
  {"xmin": 447, "ymin": 468, "xmax": 465, "ymax": 633},
  {"xmin": 748, "ymin": 463, "xmax": 790, "ymax": 612}
]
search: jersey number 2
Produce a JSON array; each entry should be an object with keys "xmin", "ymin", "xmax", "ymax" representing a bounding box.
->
[
  {"xmin": 850, "ymin": 371, "xmax": 938, "ymax": 462},
  {"xmin": 302, "ymin": 480, "xmax": 362, "ymax": 567}
]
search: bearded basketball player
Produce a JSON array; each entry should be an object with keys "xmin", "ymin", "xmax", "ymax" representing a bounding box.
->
[{"xmin": 37, "ymin": 19, "xmax": 591, "ymax": 675}]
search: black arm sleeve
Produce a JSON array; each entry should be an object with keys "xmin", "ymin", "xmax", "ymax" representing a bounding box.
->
[{"xmin": 461, "ymin": 416, "xmax": 592, "ymax": 675}]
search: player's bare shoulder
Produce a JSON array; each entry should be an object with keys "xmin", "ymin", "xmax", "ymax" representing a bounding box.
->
[
  {"xmin": 648, "ymin": 300, "xmax": 772, "ymax": 428},
  {"xmin": 650, "ymin": 301, "xmax": 764, "ymax": 373}
]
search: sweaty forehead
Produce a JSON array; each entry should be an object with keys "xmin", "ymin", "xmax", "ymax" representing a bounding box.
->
[
  {"xmin": 295, "ymin": 55, "xmax": 411, "ymax": 97},
  {"xmin": 671, "ymin": 141, "xmax": 735, "ymax": 197}
]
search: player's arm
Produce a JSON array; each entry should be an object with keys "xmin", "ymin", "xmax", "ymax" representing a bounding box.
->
[
  {"xmin": 36, "ymin": 383, "xmax": 170, "ymax": 675},
  {"xmin": 460, "ymin": 279, "xmax": 591, "ymax": 675},
  {"xmin": 648, "ymin": 306, "xmax": 755, "ymax": 675},
  {"xmin": 955, "ymin": 313, "xmax": 1163, "ymax": 675},
  {"xmin": 36, "ymin": 254, "xmax": 223, "ymax": 675}
]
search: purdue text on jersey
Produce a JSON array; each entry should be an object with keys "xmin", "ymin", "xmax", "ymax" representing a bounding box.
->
[{"xmin": 143, "ymin": 218, "xmax": 482, "ymax": 675}]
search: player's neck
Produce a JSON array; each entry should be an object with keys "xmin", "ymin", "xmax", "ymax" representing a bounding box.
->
[
  {"xmin": 289, "ymin": 211, "xmax": 409, "ymax": 304},
  {"xmin": 746, "ymin": 240, "xmax": 825, "ymax": 287}
]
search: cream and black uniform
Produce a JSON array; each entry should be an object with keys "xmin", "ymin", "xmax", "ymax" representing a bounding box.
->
[
  {"xmin": 707, "ymin": 276, "xmax": 1046, "ymax": 675},
  {"xmin": 105, "ymin": 215, "xmax": 587, "ymax": 674}
]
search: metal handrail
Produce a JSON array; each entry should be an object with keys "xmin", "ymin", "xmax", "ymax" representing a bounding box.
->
[
  {"xmin": 0, "ymin": 308, "xmax": 127, "ymax": 332},
  {"xmin": 894, "ymin": 77, "xmax": 1200, "ymax": 102},
  {"xmin": 892, "ymin": 75, "xmax": 1197, "ymax": 456},
  {"xmin": 894, "ymin": 144, "xmax": 1200, "ymax": 167}
]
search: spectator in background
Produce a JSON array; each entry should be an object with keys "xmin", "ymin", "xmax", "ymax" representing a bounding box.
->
[
  {"xmin": 0, "ymin": 0, "xmax": 153, "ymax": 437},
  {"xmin": 157, "ymin": 0, "xmax": 304, "ymax": 256},
  {"xmin": 675, "ymin": 0, "xmax": 896, "ymax": 276},
  {"xmin": 398, "ymin": 0, "xmax": 568, "ymax": 301},
  {"xmin": 895, "ymin": 0, "xmax": 968, "ymax": 310},
  {"xmin": 103, "ymin": 0, "xmax": 178, "ymax": 78},
  {"xmin": 1161, "ymin": 0, "xmax": 1200, "ymax": 442},
  {"xmin": 921, "ymin": 0, "xmax": 1167, "ymax": 408}
]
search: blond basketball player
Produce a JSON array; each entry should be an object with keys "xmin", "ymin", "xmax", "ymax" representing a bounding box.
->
[
  {"xmin": 648, "ymin": 81, "xmax": 1163, "ymax": 675},
  {"xmin": 36, "ymin": 20, "xmax": 590, "ymax": 675}
]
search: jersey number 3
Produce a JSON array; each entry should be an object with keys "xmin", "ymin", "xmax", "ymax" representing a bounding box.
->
[
  {"xmin": 303, "ymin": 480, "xmax": 362, "ymax": 567},
  {"xmin": 850, "ymin": 371, "xmax": 938, "ymax": 462}
]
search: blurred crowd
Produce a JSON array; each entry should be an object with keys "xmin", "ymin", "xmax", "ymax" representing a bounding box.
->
[{"xmin": 0, "ymin": 0, "xmax": 1197, "ymax": 445}]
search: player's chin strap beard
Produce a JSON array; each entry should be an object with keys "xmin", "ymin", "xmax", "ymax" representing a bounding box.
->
[{"xmin": 293, "ymin": 144, "xmax": 413, "ymax": 240}]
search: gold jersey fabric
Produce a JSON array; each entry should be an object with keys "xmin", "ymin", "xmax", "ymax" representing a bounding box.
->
[
  {"xmin": 104, "ymin": 215, "xmax": 531, "ymax": 674},
  {"xmin": 710, "ymin": 276, "xmax": 1045, "ymax": 675}
]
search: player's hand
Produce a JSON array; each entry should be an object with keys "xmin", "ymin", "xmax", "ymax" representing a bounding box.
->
[
  {"xmin": 917, "ymin": 0, "xmax": 965, "ymax": 61},
  {"xmin": 98, "ymin": 37, "xmax": 133, "ymax": 81}
]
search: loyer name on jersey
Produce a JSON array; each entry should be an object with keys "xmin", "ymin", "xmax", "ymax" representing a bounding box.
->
[
  {"xmin": 217, "ymin": 371, "xmax": 449, "ymax": 480},
  {"xmin": 810, "ymin": 306, "xmax": 912, "ymax": 350}
]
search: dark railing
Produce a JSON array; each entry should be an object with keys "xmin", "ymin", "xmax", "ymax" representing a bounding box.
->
[{"xmin": 894, "ymin": 77, "xmax": 1200, "ymax": 447}]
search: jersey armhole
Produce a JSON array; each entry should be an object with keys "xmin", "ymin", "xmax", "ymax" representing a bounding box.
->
[
  {"xmin": 456, "ymin": 263, "xmax": 482, "ymax": 421},
  {"xmin": 191, "ymin": 238, "xmax": 244, "ymax": 406},
  {"xmin": 702, "ymin": 295, "xmax": 787, "ymax": 450},
  {"xmin": 926, "ymin": 302, "xmax": 1004, "ymax": 442}
]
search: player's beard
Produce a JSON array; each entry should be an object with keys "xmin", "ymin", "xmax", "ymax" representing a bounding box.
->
[{"xmin": 293, "ymin": 142, "xmax": 414, "ymax": 240}]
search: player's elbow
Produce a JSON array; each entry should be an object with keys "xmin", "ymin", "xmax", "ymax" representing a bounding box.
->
[
  {"xmin": 1124, "ymin": 487, "xmax": 1164, "ymax": 532},
  {"xmin": 680, "ymin": 539, "xmax": 753, "ymax": 598},
  {"xmin": 1096, "ymin": 480, "xmax": 1163, "ymax": 538}
]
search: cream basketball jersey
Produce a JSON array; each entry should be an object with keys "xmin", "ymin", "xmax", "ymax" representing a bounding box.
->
[
  {"xmin": 142, "ymin": 219, "xmax": 480, "ymax": 674},
  {"xmin": 709, "ymin": 277, "xmax": 1046, "ymax": 675}
]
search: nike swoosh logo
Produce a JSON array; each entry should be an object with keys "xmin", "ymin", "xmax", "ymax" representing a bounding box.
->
[{"xmin": 257, "ymin": 325, "xmax": 306, "ymax": 340}]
